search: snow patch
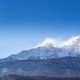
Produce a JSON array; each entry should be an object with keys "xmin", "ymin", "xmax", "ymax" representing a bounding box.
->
[{"xmin": 34, "ymin": 38, "xmax": 61, "ymax": 48}]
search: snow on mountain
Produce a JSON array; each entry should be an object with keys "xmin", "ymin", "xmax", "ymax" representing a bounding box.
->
[
  {"xmin": 34, "ymin": 38, "xmax": 60, "ymax": 48},
  {"xmin": 64, "ymin": 36, "xmax": 80, "ymax": 47},
  {"xmin": 63, "ymin": 36, "xmax": 80, "ymax": 56},
  {"xmin": 4, "ymin": 36, "xmax": 80, "ymax": 60}
]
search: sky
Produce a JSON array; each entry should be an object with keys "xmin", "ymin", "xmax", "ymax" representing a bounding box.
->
[{"xmin": 0, "ymin": 0, "xmax": 80, "ymax": 58}]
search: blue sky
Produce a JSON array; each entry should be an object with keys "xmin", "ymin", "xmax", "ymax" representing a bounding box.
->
[{"xmin": 0, "ymin": 0, "xmax": 80, "ymax": 58}]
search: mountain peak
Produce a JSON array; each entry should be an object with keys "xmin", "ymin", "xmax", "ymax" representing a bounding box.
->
[
  {"xmin": 64, "ymin": 36, "xmax": 80, "ymax": 47},
  {"xmin": 5, "ymin": 36, "xmax": 80, "ymax": 60},
  {"xmin": 34, "ymin": 36, "xmax": 80, "ymax": 48},
  {"xmin": 34, "ymin": 38, "xmax": 59, "ymax": 48}
]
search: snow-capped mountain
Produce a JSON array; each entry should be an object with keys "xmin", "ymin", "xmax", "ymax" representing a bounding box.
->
[
  {"xmin": 0, "ymin": 36, "xmax": 80, "ymax": 77},
  {"xmin": 4, "ymin": 36, "xmax": 80, "ymax": 60},
  {"xmin": 63, "ymin": 36, "xmax": 80, "ymax": 56}
]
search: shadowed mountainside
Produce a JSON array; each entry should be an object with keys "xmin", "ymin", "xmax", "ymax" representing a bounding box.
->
[
  {"xmin": 0, "ymin": 75, "xmax": 80, "ymax": 80},
  {"xmin": 0, "ymin": 57, "xmax": 80, "ymax": 77}
]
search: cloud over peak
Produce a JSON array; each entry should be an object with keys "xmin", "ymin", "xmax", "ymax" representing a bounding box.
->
[{"xmin": 34, "ymin": 36, "xmax": 80, "ymax": 48}]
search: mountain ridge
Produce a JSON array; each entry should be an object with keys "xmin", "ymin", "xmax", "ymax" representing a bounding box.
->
[
  {"xmin": 2, "ymin": 36, "xmax": 80, "ymax": 60},
  {"xmin": 0, "ymin": 36, "xmax": 80, "ymax": 77}
]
